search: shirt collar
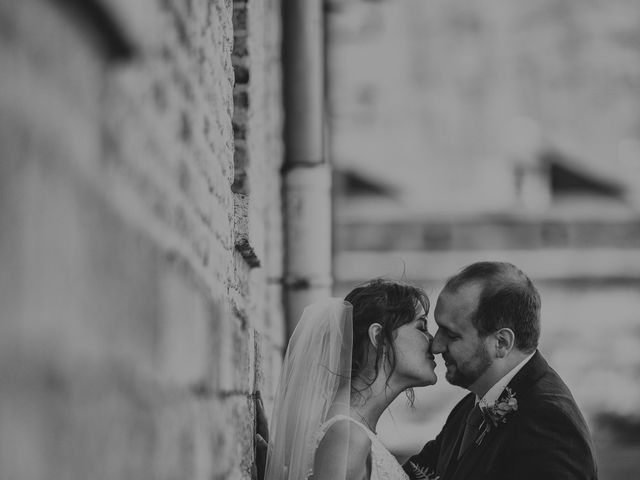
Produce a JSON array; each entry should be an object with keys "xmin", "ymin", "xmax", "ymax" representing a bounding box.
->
[{"xmin": 476, "ymin": 352, "xmax": 535, "ymax": 407}]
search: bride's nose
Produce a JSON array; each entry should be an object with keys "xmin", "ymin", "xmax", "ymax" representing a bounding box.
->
[{"xmin": 430, "ymin": 331, "xmax": 446, "ymax": 354}]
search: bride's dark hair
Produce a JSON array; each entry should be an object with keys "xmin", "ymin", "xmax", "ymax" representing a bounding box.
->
[{"xmin": 344, "ymin": 278, "xmax": 430, "ymax": 405}]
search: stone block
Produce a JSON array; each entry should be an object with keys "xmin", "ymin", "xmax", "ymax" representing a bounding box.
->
[
  {"xmin": 217, "ymin": 310, "xmax": 255, "ymax": 394},
  {"xmin": 157, "ymin": 266, "xmax": 212, "ymax": 388}
]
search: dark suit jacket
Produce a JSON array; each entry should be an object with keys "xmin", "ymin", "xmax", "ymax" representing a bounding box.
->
[{"xmin": 405, "ymin": 351, "xmax": 598, "ymax": 480}]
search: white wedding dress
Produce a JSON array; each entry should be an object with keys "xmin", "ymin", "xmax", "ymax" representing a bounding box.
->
[
  {"xmin": 264, "ymin": 299, "xmax": 409, "ymax": 480},
  {"xmin": 314, "ymin": 415, "xmax": 409, "ymax": 480}
]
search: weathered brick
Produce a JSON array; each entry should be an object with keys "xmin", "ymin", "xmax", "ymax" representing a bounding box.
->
[
  {"xmin": 232, "ymin": 4, "xmax": 247, "ymax": 31},
  {"xmin": 234, "ymin": 87, "xmax": 250, "ymax": 109},
  {"xmin": 233, "ymin": 32, "xmax": 249, "ymax": 57},
  {"xmin": 233, "ymin": 60, "xmax": 251, "ymax": 84},
  {"xmin": 1, "ymin": 1, "xmax": 284, "ymax": 480}
]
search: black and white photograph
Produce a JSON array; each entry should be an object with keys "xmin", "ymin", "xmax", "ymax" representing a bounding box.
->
[{"xmin": 1, "ymin": 1, "xmax": 639, "ymax": 479}]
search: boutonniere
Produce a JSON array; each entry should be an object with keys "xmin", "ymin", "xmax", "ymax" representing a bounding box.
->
[
  {"xmin": 408, "ymin": 461, "xmax": 440, "ymax": 480},
  {"xmin": 476, "ymin": 387, "xmax": 518, "ymax": 445}
]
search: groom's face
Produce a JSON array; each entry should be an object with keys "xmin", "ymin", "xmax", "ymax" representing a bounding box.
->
[{"xmin": 431, "ymin": 283, "xmax": 492, "ymax": 389}]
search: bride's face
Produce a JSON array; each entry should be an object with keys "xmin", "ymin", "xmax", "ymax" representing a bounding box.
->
[{"xmin": 389, "ymin": 307, "xmax": 438, "ymax": 388}]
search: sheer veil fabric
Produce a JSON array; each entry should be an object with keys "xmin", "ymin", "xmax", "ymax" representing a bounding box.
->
[{"xmin": 264, "ymin": 299, "xmax": 354, "ymax": 480}]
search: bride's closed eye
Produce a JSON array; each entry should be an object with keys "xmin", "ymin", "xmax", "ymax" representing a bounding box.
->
[{"xmin": 416, "ymin": 318, "xmax": 429, "ymax": 333}]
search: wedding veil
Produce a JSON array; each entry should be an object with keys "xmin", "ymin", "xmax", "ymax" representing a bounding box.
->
[{"xmin": 264, "ymin": 298, "xmax": 354, "ymax": 480}]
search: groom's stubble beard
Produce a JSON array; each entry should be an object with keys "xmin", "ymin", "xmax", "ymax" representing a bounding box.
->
[{"xmin": 445, "ymin": 340, "xmax": 492, "ymax": 389}]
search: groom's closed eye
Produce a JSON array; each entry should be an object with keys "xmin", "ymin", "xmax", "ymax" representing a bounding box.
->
[{"xmin": 439, "ymin": 327, "xmax": 459, "ymax": 340}]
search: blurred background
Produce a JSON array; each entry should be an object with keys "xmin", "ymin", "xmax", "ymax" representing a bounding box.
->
[
  {"xmin": 327, "ymin": 1, "xmax": 640, "ymax": 479},
  {"xmin": 1, "ymin": 0, "xmax": 639, "ymax": 479}
]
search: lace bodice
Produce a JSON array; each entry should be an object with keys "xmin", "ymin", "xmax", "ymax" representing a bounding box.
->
[{"xmin": 313, "ymin": 414, "xmax": 409, "ymax": 480}]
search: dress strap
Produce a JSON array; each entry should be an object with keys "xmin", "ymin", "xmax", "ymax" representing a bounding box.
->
[
  {"xmin": 315, "ymin": 414, "xmax": 409, "ymax": 480},
  {"xmin": 316, "ymin": 414, "xmax": 377, "ymax": 443}
]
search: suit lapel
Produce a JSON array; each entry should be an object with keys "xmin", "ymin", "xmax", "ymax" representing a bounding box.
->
[
  {"xmin": 449, "ymin": 399, "xmax": 517, "ymax": 480},
  {"xmin": 438, "ymin": 394, "xmax": 475, "ymax": 479},
  {"xmin": 447, "ymin": 351, "xmax": 549, "ymax": 480},
  {"xmin": 449, "ymin": 425, "xmax": 500, "ymax": 480}
]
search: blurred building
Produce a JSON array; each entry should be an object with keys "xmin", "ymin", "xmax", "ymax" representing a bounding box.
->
[
  {"xmin": 329, "ymin": 0, "xmax": 640, "ymax": 220},
  {"xmin": 328, "ymin": 1, "xmax": 640, "ymax": 479},
  {"xmin": 0, "ymin": 1, "xmax": 285, "ymax": 479}
]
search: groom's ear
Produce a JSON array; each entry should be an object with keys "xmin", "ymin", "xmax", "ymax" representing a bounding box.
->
[
  {"xmin": 368, "ymin": 323, "xmax": 383, "ymax": 348},
  {"xmin": 494, "ymin": 328, "xmax": 515, "ymax": 358}
]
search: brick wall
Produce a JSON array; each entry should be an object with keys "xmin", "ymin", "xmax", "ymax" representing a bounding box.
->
[{"xmin": 0, "ymin": 0, "xmax": 284, "ymax": 479}]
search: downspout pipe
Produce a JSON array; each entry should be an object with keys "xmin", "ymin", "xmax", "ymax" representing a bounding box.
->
[{"xmin": 282, "ymin": 0, "xmax": 332, "ymax": 336}]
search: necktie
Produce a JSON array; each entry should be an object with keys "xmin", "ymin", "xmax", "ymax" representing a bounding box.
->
[{"xmin": 458, "ymin": 404, "xmax": 483, "ymax": 458}]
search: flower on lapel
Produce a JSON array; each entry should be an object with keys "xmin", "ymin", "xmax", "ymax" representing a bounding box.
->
[
  {"xmin": 475, "ymin": 387, "xmax": 518, "ymax": 445},
  {"xmin": 408, "ymin": 461, "xmax": 440, "ymax": 480}
]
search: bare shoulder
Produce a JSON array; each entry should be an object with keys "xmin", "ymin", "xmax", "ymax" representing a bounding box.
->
[{"xmin": 313, "ymin": 419, "xmax": 372, "ymax": 480}]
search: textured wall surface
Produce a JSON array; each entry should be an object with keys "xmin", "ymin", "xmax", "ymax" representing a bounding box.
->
[{"xmin": 0, "ymin": 0, "xmax": 284, "ymax": 479}]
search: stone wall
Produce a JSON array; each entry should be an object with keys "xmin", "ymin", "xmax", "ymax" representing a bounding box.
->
[{"xmin": 0, "ymin": 0, "xmax": 284, "ymax": 479}]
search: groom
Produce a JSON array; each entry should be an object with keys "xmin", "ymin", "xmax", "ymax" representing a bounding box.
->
[{"xmin": 405, "ymin": 261, "xmax": 598, "ymax": 480}]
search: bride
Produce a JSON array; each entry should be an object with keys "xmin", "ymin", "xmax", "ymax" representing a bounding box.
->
[{"xmin": 263, "ymin": 279, "xmax": 438, "ymax": 480}]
